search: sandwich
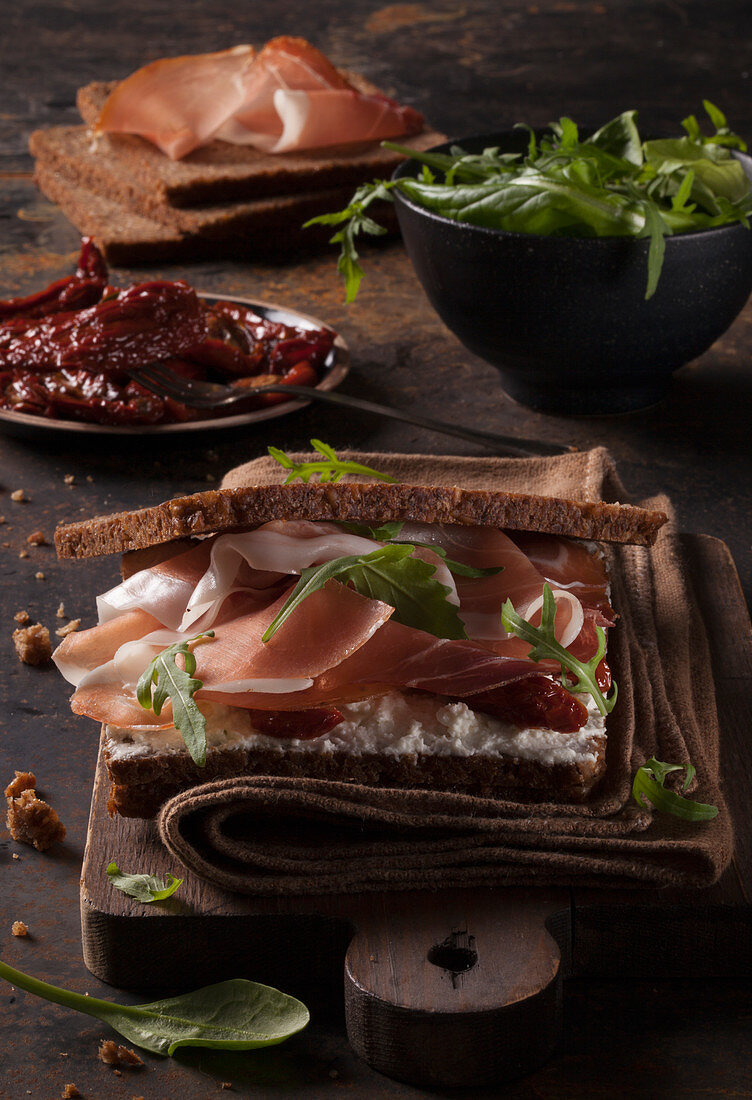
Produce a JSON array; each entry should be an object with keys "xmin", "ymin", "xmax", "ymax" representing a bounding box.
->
[
  {"xmin": 29, "ymin": 37, "xmax": 444, "ymax": 264},
  {"xmin": 52, "ymin": 446, "xmax": 667, "ymax": 818}
]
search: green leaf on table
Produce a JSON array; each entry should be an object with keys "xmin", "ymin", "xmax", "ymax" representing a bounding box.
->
[
  {"xmin": 632, "ymin": 757, "xmax": 718, "ymax": 821},
  {"xmin": 0, "ymin": 960, "xmax": 309, "ymax": 1057},
  {"xmin": 501, "ymin": 582, "xmax": 617, "ymax": 716},
  {"xmin": 107, "ymin": 862, "xmax": 183, "ymax": 903},
  {"xmin": 268, "ymin": 439, "xmax": 398, "ymax": 485},
  {"xmin": 262, "ymin": 543, "xmax": 467, "ymax": 643},
  {"xmin": 136, "ymin": 631, "xmax": 215, "ymax": 767}
]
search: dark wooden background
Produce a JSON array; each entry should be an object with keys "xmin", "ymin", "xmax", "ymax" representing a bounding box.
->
[{"xmin": 1, "ymin": 1, "xmax": 751, "ymax": 1096}]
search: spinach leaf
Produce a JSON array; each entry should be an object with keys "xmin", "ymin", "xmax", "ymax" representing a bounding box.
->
[
  {"xmin": 0, "ymin": 960, "xmax": 309, "ymax": 1057},
  {"xmin": 107, "ymin": 861, "xmax": 183, "ymax": 903},
  {"xmin": 262, "ymin": 543, "xmax": 467, "ymax": 643}
]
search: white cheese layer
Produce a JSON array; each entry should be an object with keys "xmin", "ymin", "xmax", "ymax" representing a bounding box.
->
[{"xmin": 105, "ymin": 689, "xmax": 606, "ymax": 767}]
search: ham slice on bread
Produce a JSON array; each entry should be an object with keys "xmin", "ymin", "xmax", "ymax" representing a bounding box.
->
[
  {"xmin": 53, "ymin": 474, "xmax": 667, "ymax": 817},
  {"xmin": 96, "ymin": 36, "xmax": 424, "ymax": 159}
]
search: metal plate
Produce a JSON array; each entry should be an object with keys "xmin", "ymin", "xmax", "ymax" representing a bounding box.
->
[{"xmin": 0, "ymin": 292, "xmax": 349, "ymax": 437}]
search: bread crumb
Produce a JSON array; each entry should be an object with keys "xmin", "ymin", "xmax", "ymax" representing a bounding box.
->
[
  {"xmin": 10, "ymin": 489, "xmax": 26, "ymax": 502},
  {"xmin": 56, "ymin": 619, "xmax": 81, "ymax": 638},
  {"xmin": 6, "ymin": 785, "xmax": 66, "ymax": 851},
  {"xmin": 221, "ymin": 1084, "xmax": 233, "ymax": 1091},
  {"xmin": 62, "ymin": 1086, "xmax": 81, "ymax": 1099},
  {"xmin": 26, "ymin": 530, "xmax": 47, "ymax": 546},
  {"xmin": 64, "ymin": 474, "xmax": 75, "ymax": 485},
  {"xmin": 14, "ymin": 610, "xmax": 31, "ymax": 625},
  {"xmin": 12, "ymin": 852, "xmax": 20, "ymax": 860},
  {"xmin": 2, "ymin": 541, "xmax": 9, "ymax": 548},
  {"xmin": 98, "ymin": 1039, "xmax": 144, "ymax": 1068},
  {"xmin": 13, "ymin": 623, "xmax": 51, "ymax": 665},
  {"xmin": 86, "ymin": 475, "xmax": 94, "ymax": 482},
  {"xmin": 57, "ymin": 602, "xmax": 66, "ymax": 618},
  {"xmin": 5, "ymin": 771, "xmax": 35, "ymax": 799},
  {"xmin": 0, "ymin": 515, "xmax": 5, "ymax": 524},
  {"xmin": 18, "ymin": 549, "xmax": 29, "ymax": 559},
  {"xmin": 35, "ymin": 571, "xmax": 45, "ymax": 580},
  {"xmin": 11, "ymin": 921, "xmax": 28, "ymax": 937}
]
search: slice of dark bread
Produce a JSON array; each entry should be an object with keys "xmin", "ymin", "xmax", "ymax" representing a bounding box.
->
[
  {"xmin": 55, "ymin": 481, "xmax": 668, "ymax": 560},
  {"xmin": 76, "ymin": 80, "xmax": 445, "ymax": 207},
  {"xmin": 104, "ymin": 729, "xmax": 607, "ymax": 818},
  {"xmin": 33, "ymin": 161, "xmax": 367, "ymax": 265},
  {"xmin": 31, "ymin": 126, "xmax": 363, "ymax": 235}
]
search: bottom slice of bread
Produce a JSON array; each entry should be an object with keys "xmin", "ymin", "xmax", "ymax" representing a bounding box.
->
[
  {"xmin": 103, "ymin": 691, "xmax": 607, "ymax": 817},
  {"xmin": 33, "ymin": 161, "xmax": 391, "ymax": 265}
]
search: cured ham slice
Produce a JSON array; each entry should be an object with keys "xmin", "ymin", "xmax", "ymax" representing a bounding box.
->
[
  {"xmin": 218, "ymin": 38, "xmax": 424, "ymax": 152},
  {"xmin": 510, "ymin": 532, "xmax": 615, "ymax": 625},
  {"xmin": 97, "ymin": 46, "xmax": 257, "ymax": 160},
  {"xmin": 54, "ymin": 608, "xmax": 161, "ymax": 687},
  {"xmin": 399, "ymin": 523, "xmax": 584, "ymax": 646},
  {"xmin": 64, "ymin": 582, "xmax": 394, "ymax": 727},
  {"xmin": 199, "ymin": 615, "xmax": 554, "ymax": 715},
  {"xmin": 96, "ymin": 36, "xmax": 423, "ymax": 159}
]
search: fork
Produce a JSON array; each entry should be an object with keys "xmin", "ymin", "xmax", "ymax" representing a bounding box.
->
[{"xmin": 126, "ymin": 362, "xmax": 574, "ymax": 457}]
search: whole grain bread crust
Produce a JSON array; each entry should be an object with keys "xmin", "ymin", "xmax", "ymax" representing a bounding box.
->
[
  {"xmin": 104, "ymin": 734, "xmax": 606, "ymax": 818},
  {"xmin": 55, "ymin": 481, "xmax": 667, "ymax": 560}
]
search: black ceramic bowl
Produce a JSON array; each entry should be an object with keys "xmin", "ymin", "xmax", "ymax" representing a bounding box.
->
[{"xmin": 392, "ymin": 131, "xmax": 752, "ymax": 414}]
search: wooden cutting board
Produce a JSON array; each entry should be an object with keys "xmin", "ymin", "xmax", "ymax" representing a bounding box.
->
[{"xmin": 80, "ymin": 534, "xmax": 752, "ymax": 1089}]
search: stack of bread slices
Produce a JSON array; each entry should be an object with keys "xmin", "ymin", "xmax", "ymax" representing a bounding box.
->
[{"xmin": 29, "ymin": 76, "xmax": 444, "ymax": 265}]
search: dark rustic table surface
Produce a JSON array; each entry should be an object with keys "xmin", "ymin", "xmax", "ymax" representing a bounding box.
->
[{"xmin": 1, "ymin": 2, "xmax": 751, "ymax": 1098}]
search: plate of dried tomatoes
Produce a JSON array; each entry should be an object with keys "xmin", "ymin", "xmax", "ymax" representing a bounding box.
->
[{"xmin": 0, "ymin": 238, "xmax": 348, "ymax": 436}]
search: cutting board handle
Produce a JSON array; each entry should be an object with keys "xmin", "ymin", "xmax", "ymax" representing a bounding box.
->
[{"xmin": 344, "ymin": 888, "xmax": 570, "ymax": 1088}]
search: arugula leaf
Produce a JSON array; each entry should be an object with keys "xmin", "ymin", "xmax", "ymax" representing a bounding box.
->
[
  {"xmin": 632, "ymin": 757, "xmax": 718, "ymax": 821},
  {"xmin": 136, "ymin": 631, "xmax": 215, "ymax": 767},
  {"xmin": 0, "ymin": 960, "xmax": 309, "ymax": 1057},
  {"xmin": 107, "ymin": 861, "xmax": 183, "ymax": 903},
  {"xmin": 304, "ymin": 181, "xmax": 396, "ymax": 301},
  {"xmin": 501, "ymin": 582, "xmax": 617, "ymax": 716},
  {"xmin": 268, "ymin": 439, "xmax": 398, "ymax": 485},
  {"xmin": 262, "ymin": 543, "xmax": 467, "ymax": 643}
]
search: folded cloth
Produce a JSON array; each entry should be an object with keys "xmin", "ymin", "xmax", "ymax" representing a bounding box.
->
[{"xmin": 156, "ymin": 447, "xmax": 733, "ymax": 894}]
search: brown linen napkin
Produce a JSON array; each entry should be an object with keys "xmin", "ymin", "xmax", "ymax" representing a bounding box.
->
[{"xmin": 157, "ymin": 448, "xmax": 733, "ymax": 893}]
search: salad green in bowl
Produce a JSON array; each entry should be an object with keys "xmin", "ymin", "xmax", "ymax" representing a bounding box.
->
[{"xmin": 311, "ymin": 103, "xmax": 752, "ymax": 414}]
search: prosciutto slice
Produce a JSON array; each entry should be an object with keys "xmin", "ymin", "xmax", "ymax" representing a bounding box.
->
[
  {"xmin": 97, "ymin": 45, "xmax": 257, "ymax": 160},
  {"xmin": 398, "ymin": 523, "xmax": 584, "ymax": 646},
  {"xmin": 96, "ymin": 36, "xmax": 423, "ymax": 159}
]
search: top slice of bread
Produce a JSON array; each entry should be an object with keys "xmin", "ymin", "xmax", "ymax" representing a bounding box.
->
[
  {"xmin": 76, "ymin": 80, "xmax": 445, "ymax": 207},
  {"xmin": 54, "ymin": 480, "xmax": 668, "ymax": 560}
]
